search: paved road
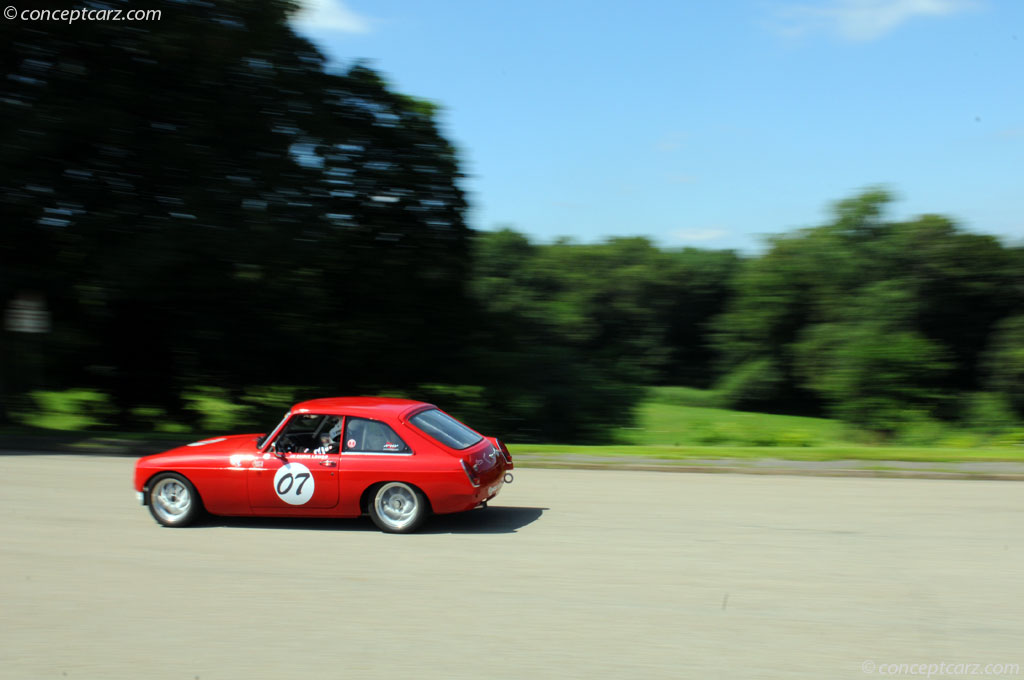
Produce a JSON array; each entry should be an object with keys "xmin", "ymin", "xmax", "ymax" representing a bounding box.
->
[{"xmin": 1, "ymin": 455, "xmax": 1021, "ymax": 679}]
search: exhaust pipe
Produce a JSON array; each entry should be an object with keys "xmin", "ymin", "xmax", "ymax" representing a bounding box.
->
[{"xmin": 504, "ymin": 472, "xmax": 514, "ymax": 484}]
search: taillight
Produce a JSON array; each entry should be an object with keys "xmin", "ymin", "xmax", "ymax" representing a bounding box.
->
[
  {"xmin": 495, "ymin": 439, "xmax": 512, "ymax": 466},
  {"xmin": 461, "ymin": 459, "xmax": 480, "ymax": 487}
]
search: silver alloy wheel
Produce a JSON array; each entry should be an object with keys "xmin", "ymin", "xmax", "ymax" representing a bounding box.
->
[
  {"xmin": 151, "ymin": 476, "xmax": 192, "ymax": 525},
  {"xmin": 374, "ymin": 482, "xmax": 419, "ymax": 531}
]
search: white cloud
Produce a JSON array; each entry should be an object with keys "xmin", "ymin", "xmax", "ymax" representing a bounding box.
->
[
  {"xmin": 292, "ymin": 0, "xmax": 372, "ymax": 34},
  {"xmin": 668, "ymin": 228, "xmax": 730, "ymax": 243},
  {"xmin": 776, "ymin": 0, "xmax": 977, "ymax": 42}
]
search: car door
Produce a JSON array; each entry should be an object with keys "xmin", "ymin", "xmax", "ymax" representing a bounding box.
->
[{"xmin": 248, "ymin": 414, "xmax": 341, "ymax": 510}]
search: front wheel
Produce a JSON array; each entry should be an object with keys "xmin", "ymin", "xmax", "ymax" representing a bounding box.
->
[
  {"xmin": 369, "ymin": 482, "xmax": 428, "ymax": 533},
  {"xmin": 148, "ymin": 473, "xmax": 201, "ymax": 527}
]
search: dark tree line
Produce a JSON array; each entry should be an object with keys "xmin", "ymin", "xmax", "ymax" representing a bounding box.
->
[
  {"xmin": 466, "ymin": 231, "xmax": 738, "ymax": 440},
  {"xmin": 467, "ymin": 206, "xmax": 1024, "ymax": 439},
  {"xmin": 2, "ymin": 1, "xmax": 474, "ymax": 426},
  {"xmin": 712, "ymin": 190, "xmax": 1024, "ymax": 434},
  {"xmin": 3, "ymin": 2, "xmax": 1023, "ymax": 441}
]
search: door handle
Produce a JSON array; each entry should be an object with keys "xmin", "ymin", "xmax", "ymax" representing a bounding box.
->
[{"xmin": 320, "ymin": 460, "xmax": 337, "ymax": 467}]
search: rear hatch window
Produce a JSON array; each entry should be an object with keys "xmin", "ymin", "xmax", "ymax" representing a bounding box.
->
[{"xmin": 409, "ymin": 409, "xmax": 482, "ymax": 450}]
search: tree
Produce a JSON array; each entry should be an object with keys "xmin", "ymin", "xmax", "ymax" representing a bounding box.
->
[
  {"xmin": 795, "ymin": 322, "xmax": 950, "ymax": 432},
  {"xmin": 467, "ymin": 230, "xmax": 644, "ymax": 441},
  {"xmin": 983, "ymin": 313, "xmax": 1024, "ymax": 417},
  {"xmin": 1, "ymin": 1, "xmax": 475, "ymax": 423},
  {"xmin": 713, "ymin": 188, "xmax": 1020, "ymax": 430},
  {"xmin": 464, "ymin": 230, "xmax": 738, "ymax": 440}
]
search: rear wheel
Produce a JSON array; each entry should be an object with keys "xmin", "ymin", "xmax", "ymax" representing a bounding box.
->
[
  {"xmin": 369, "ymin": 482, "xmax": 428, "ymax": 533},
  {"xmin": 148, "ymin": 473, "xmax": 201, "ymax": 527}
]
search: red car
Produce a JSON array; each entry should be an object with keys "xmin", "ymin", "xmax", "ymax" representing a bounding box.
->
[{"xmin": 133, "ymin": 397, "xmax": 514, "ymax": 533}]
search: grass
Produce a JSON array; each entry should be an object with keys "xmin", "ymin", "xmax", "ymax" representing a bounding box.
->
[
  {"xmin": 641, "ymin": 386, "xmax": 724, "ymax": 409},
  {"xmin": 614, "ymin": 401, "xmax": 847, "ymax": 447},
  {"xmin": 508, "ymin": 443, "xmax": 1024, "ymax": 463},
  {"xmin": 508, "ymin": 387, "xmax": 1024, "ymax": 463},
  {"xmin": 7, "ymin": 385, "xmax": 304, "ymax": 434},
  {"xmin": 6, "ymin": 385, "xmax": 1024, "ymax": 465}
]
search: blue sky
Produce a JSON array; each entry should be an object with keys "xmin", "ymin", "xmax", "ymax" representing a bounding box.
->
[{"xmin": 292, "ymin": 0, "xmax": 1023, "ymax": 252}]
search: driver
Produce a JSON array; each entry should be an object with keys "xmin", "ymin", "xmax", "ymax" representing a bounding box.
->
[{"xmin": 311, "ymin": 419, "xmax": 342, "ymax": 454}]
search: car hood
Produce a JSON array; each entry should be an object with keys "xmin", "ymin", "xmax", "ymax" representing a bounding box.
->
[{"xmin": 137, "ymin": 433, "xmax": 263, "ymax": 467}]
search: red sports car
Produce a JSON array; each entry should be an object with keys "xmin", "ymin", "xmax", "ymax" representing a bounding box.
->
[{"xmin": 133, "ymin": 397, "xmax": 514, "ymax": 533}]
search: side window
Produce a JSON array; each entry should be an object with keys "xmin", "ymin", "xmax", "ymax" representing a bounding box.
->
[
  {"xmin": 312, "ymin": 416, "xmax": 342, "ymax": 453},
  {"xmin": 275, "ymin": 414, "xmax": 325, "ymax": 451},
  {"xmin": 343, "ymin": 417, "xmax": 411, "ymax": 454},
  {"xmin": 274, "ymin": 414, "xmax": 341, "ymax": 453}
]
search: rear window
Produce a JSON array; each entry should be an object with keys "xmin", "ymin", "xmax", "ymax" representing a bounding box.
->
[
  {"xmin": 409, "ymin": 409, "xmax": 482, "ymax": 450},
  {"xmin": 343, "ymin": 417, "xmax": 410, "ymax": 454}
]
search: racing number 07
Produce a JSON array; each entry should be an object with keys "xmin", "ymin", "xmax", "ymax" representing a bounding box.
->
[{"xmin": 276, "ymin": 472, "xmax": 310, "ymax": 495}]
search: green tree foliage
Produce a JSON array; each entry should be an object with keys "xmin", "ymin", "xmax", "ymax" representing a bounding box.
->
[
  {"xmin": 964, "ymin": 391, "xmax": 1019, "ymax": 435},
  {"xmin": 1, "ymin": 1, "xmax": 472, "ymax": 422},
  {"xmin": 794, "ymin": 322, "xmax": 950, "ymax": 432},
  {"xmin": 468, "ymin": 230, "xmax": 738, "ymax": 441},
  {"xmin": 0, "ymin": 1, "xmax": 737, "ymax": 440},
  {"xmin": 4, "ymin": 6, "xmax": 1020, "ymax": 442},
  {"xmin": 714, "ymin": 189, "xmax": 1020, "ymax": 431},
  {"xmin": 982, "ymin": 313, "xmax": 1024, "ymax": 417}
]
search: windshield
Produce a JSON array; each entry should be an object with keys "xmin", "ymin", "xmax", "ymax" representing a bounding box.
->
[
  {"xmin": 257, "ymin": 411, "xmax": 291, "ymax": 449},
  {"xmin": 409, "ymin": 409, "xmax": 483, "ymax": 450}
]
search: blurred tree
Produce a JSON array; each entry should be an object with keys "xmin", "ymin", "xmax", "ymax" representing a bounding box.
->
[
  {"xmin": 794, "ymin": 321, "xmax": 951, "ymax": 433},
  {"xmin": 713, "ymin": 188, "xmax": 1020, "ymax": 431},
  {"xmin": 467, "ymin": 230, "xmax": 737, "ymax": 441},
  {"xmin": 305, "ymin": 65, "xmax": 472, "ymax": 389},
  {"xmin": 468, "ymin": 230, "xmax": 643, "ymax": 442},
  {"xmin": 4, "ymin": 8, "xmax": 1020, "ymax": 441},
  {"xmin": 0, "ymin": 1, "xmax": 473, "ymax": 423},
  {"xmin": 880, "ymin": 215, "xmax": 1018, "ymax": 399},
  {"xmin": 659, "ymin": 248, "xmax": 741, "ymax": 387},
  {"xmin": 982, "ymin": 313, "xmax": 1024, "ymax": 418}
]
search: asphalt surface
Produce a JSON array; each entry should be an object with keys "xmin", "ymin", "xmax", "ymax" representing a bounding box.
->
[{"xmin": 1, "ymin": 454, "xmax": 1022, "ymax": 679}]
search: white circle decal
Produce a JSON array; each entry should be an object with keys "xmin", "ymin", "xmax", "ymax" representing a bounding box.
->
[{"xmin": 273, "ymin": 462, "xmax": 315, "ymax": 505}]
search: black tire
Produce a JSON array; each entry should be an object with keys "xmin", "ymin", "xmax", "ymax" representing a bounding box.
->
[
  {"xmin": 368, "ymin": 482, "xmax": 428, "ymax": 533},
  {"xmin": 147, "ymin": 472, "xmax": 202, "ymax": 527}
]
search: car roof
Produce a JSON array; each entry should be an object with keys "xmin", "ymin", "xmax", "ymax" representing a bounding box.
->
[{"xmin": 290, "ymin": 396, "xmax": 434, "ymax": 419}]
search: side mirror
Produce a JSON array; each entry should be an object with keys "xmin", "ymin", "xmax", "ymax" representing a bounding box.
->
[{"xmin": 268, "ymin": 440, "xmax": 286, "ymax": 461}]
